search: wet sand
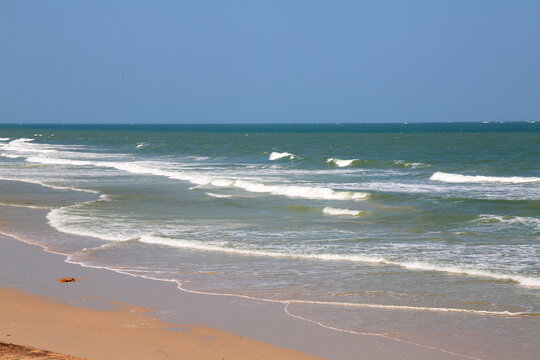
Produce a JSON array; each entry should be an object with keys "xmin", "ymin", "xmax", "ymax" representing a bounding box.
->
[
  {"xmin": 0, "ymin": 286, "xmax": 320, "ymax": 360},
  {"xmin": 0, "ymin": 232, "xmax": 475, "ymax": 360}
]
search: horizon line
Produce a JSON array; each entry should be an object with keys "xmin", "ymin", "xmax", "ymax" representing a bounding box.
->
[{"xmin": 0, "ymin": 120, "xmax": 537, "ymax": 126}]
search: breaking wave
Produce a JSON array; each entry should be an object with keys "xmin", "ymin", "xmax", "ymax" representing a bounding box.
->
[
  {"xmin": 430, "ymin": 171, "xmax": 540, "ymax": 184},
  {"xmin": 137, "ymin": 235, "xmax": 540, "ymax": 287},
  {"xmin": 24, "ymin": 156, "xmax": 370, "ymax": 201},
  {"xmin": 269, "ymin": 152, "xmax": 295, "ymax": 160},
  {"xmin": 326, "ymin": 158, "xmax": 358, "ymax": 167},
  {"xmin": 393, "ymin": 160, "xmax": 430, "ymax": 168},
  {"xmin": 475, "ymin": 214, "xmax": 540, "ymax": 230},
  {"xmin": 206, "ymin": 192, "xmax": 234, "ymax": 198},
  {"xmin": 323, "ymin": 207, "xmax": 364, "ymax": 217}
]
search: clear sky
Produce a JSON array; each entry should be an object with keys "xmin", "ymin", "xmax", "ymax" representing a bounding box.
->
[{"xmin": 1, "ymin": 1, "xmax": 539, "ymax": 123}]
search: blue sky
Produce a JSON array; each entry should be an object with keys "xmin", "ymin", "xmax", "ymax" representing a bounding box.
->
[{"xmin": 1, "ymin": 1, "xmax": 539, "ymax": 123}]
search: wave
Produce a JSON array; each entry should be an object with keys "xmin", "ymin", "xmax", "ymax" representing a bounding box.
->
[
  {"xmin": 393, "ymin": 160, "xmax": 430, "ymax": 169},
  {"xmin": 206, "ymin": 192, "xmax": 233, "ymax": 198},
  {"xmin": 326, "ymin": 158, "xmax": 358, "ymax": 167},
  {"xmin": 430, "ymin": 171, "xmax": 540, "ymax": 184},
  {"xmin": 323, "ymin": 207, "xmax": 364, "ymax": 217},
  {"xmin": 285, "ymin": 299, "xmax": 527, "ymax": 316},
  {"xmin": 269, "ymin": 152, "xmax": 295, "ymax": 160},
  {"xmin": 137, "ymin": 235, "xmax": 539, "ymax": 287},
  {"xmin": 138, "ymin": 234, "xmax": 384, "ymax": 262},
  {"xmin": 398, "ymin": 261, "xmax": 540, "ymax": 287},
  {"xmin": 0, "ymin": 153, "xmax": 22, "ymax": 158},
  {"xmin": 0, "ymin": 202, "xmax": 51, "ymax": 210},
  {"xmin": 0, "ymin": 176, "xmax": 99, "ymax": 194},
  {"xmin": 475, "ymin": 214, "xmax": 540, "ymax": 229},
  {"xmin": 46, "ymin": 207, "xmax": 137, "ymax": 242},
  {"xmin": 188, "ymin": 156, "xmax": 209, "ymax": 161},
  {"xmin": 0, "ymin": 137, "xmax": 10, "ymax": 141},
  {"xmin": 24, "ymin": 156, "xmax": 370, "ymax": 201},
  {"xmin": 0, "ymin": 138, "xmax": 127, "ymax": 161}
]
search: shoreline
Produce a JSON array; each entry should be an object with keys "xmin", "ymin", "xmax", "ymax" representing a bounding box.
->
[
  {"xmin": 0, "ymin": 178, "xmax": 474, "ymax": 359},
  {"xmin": 0, "ymin": 285, "xmax": 321, "ymax": 360},
  {"xmin": 0, "ymin": 234, "xmax": 470, "ymax": 360}
]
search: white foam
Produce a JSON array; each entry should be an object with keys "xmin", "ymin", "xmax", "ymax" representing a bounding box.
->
[
  {"xmin": 269, "ymin": 152, "xmax": 295, "ymax": 160},
  {"xmin": 398, "ymin": 261, "xmax": 540, "ymax": 287},
  {"xmin": 206, "ymin": 192, "xmax": 233, "ymax": 198},
  {"xmin": 430, "ymin": 171, "xmax": 540, "ymax": 184},
  {"xmin": 46, "ymin": 208, "xmax": 137, "ymax": 242},
  {"xmin": 188, "ymin": 156, "xmax": 209, "ymax": 161},
  {"xmin": 138, "ymin": 235, "xmax": 540, "ymax": 287},
  {"xmin": 0, "ymin": 176, "xmax": 99, "ymax": 194},
  {"xmin": 326, "ymin": 158, "xmax": 358, "ymax": 167},
  {"xmin": 286, "ymin": 299, "xmax": 527, "ymax": 316},
  {"xmin": 231, "ymin": 180, "xmax": 370, "ymax": 201},
  {"xmin": 138, "ymin": 235, "xmax": 385, "ymax": 262},
  {"xmin": 0, "ymin": 202, "xmax": 50, "ymax": 210},
  {"xmin": 0, "ymin": 137, "xmax": 10, "ymax": 141},
  {"xmin": 393, "ymin": 160, "xmax": 430, "ymax": 168},
  {"xmin": 323, "ymin": 207, "xmax": 363, "ymax": 217},
  {"xmin": 0, "ymin": 138, "xmax": 126, "ymax": 162},
  {"xmin": 10, "ymin": 137, "xmax": 33, "ymax": 143},
  {"xmin": 98, "ymin": 194, "xmax": 112, "ymax": 201},
  {"xmin": 0, "ymin": 153, "xmax": 22, "ymax": 158},
  {"xmin": 24, "ymin": 157, "xmax": 370, "ymax": 201},
  {"xmin": 475, "ymin": 214, "xmax": 540, "ymax": 229}
]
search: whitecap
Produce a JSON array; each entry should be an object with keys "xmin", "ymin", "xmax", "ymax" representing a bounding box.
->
[
  {"xmin": 206, "ymin": 192, "xmax": 233, "ymax": 198},
  {"xmin": 430, "ymin": 171, "xmax": 540, "ymax": 184},
  {"xmin": 326, "ymin": 158, "xmax": 358, "ymax": 167},
  {"xmin": 46, "ymin": 208, "xmax": 137, "ymax": 242},
  {"xmin": 269, "ymin": 152, "xmax": 295, "ymax": 160},
  {"xmin": 24, "ymin": 157, "xmax": 370, "ymax": 201},
  {"xmin": 393, "ymin": 160, "xmax": 430, "ymax": 168},
  {"xmin": 323, "ymin": 207, "xmax": 364, "ymax": 217},
  {"xmin": 475, "ymin": 214, "xmax": 540, "ymax": 229}
]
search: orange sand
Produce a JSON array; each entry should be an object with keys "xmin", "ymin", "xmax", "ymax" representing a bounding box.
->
[{"xmin": 0, "ymin": 287, "xmax": 322, "ymax": 360}]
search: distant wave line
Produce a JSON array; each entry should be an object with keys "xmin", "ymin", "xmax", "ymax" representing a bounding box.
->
[
  {"xmin": 430, "ymin": 171, "xmax": 540, "ymax": 184},
  {"xmin": 23, "ymin": 156, "xmax": 370, "ymax": 201}
]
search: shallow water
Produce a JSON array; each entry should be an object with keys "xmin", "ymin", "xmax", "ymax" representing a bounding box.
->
[{"xmin": 0, "ymin": 123, "xmax": 538, "ymax": 359}]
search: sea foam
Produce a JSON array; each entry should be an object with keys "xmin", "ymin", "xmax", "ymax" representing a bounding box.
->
[
  {"xmin": 269, "ymin": 152, "xmax": 295, "ymax": 160},
  {"xmin": 24, "ymin": 156, "xmax": 370, "ymax": 201},
  {"xmin": 326, "ymin": 158, "xmax": 358, "ymax": 167},
  {"xmin": 206, "ymin": 192, "xmax": 233, "ymax": 198},
  {"xmin": 430, "ymin": 171, "xmax": 540, "ymax": 184},
  {"xmin": 323, "ymin": 207, "xmax": 364, "ymax": 216},
  {"xmin": 137, "ymin": 235, "xmax": 540, "ymax": 287},
  {"xmin": 475, "ymin": 214, "xmax": 540, "ymax": 230},
  {"xmin": 393, "ymin": 160, "xmax": 430, "ymax": 168}
]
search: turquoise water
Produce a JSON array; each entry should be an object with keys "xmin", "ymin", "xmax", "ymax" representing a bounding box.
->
[{"xmin": 0, "ymin": 123, "xmax": 538, "ymax": 359}]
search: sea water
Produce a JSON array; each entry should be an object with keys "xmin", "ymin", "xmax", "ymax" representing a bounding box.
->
[{"xmin": 0, "ymin": 123, "xmax": 538, "ymax": 359}]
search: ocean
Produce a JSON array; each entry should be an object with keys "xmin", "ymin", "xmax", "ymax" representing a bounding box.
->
[{"xmin": 0, "ymin": 122, "xmax": 538, "ymax": 359}]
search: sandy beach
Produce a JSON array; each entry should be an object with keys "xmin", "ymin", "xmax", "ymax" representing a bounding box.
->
[
  {"xmin": 0, "ymin": 180, "xmax": 475, "ymax": 360},
  {"xmin": 1, "ymin": 1, "xmax": 539, "ymax": 357},
  {"xmin": 0, "ymin": 286, "xmax": 321, "ymax": 360}
]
